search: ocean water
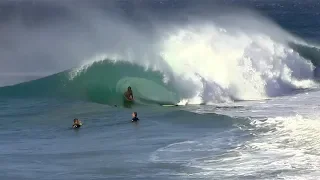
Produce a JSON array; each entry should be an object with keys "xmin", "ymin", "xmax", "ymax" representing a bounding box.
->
[{"xmin": 1, "ymin": 0, "xmax": 320, "ymax": 179}]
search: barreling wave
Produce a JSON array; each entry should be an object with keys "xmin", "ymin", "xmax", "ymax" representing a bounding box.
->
[
  {"xmin": 0, "ymin": 60, "xmax": 180, "ymax": 106},
  {"xmin": 0, "ymin": 13, "xmax": 319, "ymax": 106}
]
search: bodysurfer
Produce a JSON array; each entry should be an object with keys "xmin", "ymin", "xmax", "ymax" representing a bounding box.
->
[{"xmin": 124, "ymin": 86, "xmax": 134, "ymax": 100}]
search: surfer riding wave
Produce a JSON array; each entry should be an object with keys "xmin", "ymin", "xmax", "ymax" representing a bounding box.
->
[{"xmin": 124, "ymin": 86, "xmax": 134, "ymax": 101}]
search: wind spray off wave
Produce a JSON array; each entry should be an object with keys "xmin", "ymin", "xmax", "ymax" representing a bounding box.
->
[
  {"xmin": 0, "ymin": 13, "xmax": 318, "ymax": 106},
  {"xmin": 158, "ymin": 19, "xmax": 317, "ymax": 104}
]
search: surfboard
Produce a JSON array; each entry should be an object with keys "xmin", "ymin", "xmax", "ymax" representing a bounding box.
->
[{"xmin": 162, "ymin": 104, "xmax": 178, "ymax": 107}]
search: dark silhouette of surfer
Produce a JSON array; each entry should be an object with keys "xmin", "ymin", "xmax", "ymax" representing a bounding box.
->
[
  {"xmin": 131, "ymin": 112, "xmax": 139, "ymax": 122},
  {"xmin": 124, "ymin": 86, "xmax": 134, "ymax": 100},
  {"xmin": 72, "ymin": 118, "xmax": 82, "ymax": 129}
]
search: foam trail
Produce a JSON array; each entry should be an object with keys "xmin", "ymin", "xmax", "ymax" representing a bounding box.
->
[{"xmin": 176, "ymin": 115, "xmax": 320, "ymax": 179}]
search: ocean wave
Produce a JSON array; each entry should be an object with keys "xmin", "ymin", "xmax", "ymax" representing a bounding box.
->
[{"xmin": 0, "ymin": 14, "xmax": 318, "ymax": 106}]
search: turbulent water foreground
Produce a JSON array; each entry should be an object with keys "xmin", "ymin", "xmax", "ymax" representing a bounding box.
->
[{"xmin": 0, "ymin": 89, "xmax": 320, "ymax": 180}]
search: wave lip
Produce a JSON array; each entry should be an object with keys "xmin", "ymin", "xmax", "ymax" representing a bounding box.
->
[{"xmin": 0, "ymin": 12, "xmax": 319, "ymax": 105}]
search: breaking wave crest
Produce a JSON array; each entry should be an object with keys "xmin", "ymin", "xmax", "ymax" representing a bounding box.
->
[{"xmin": 0, "ymin": 15, "xmax": 318, "ymax": 106}]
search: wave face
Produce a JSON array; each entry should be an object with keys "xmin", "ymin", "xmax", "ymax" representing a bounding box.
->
[
  {"xmin": 0, "ymin": 60, "xmax": 179, "ymax": 106},
  {"xmin": 0, "ymin": 2, "xmax": 319, "ymax": 106},
  {"xmin": 289, "ymin": 43, "xmax": 320, "ymax": 78}
]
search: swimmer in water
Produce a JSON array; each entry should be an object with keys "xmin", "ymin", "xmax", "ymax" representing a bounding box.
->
[
  {"xmin": 131, "ymin": 112, "xmax": 139, "ymax": 122},
  {"xmin": 125, "ymin": 86, "xmax": 133, "ymax": 100},
  {"xmin": 72, "ymin": 118, "xmax": 82, "ymax": 128}
]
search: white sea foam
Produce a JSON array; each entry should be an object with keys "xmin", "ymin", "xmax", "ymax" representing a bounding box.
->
[
  {"xmin": 159, "ymin": 22, "xmax": 316, "ymax": 104},
  {"xmin": 69, "ymin": 15, "xmax": 317, "ymax": 104}
]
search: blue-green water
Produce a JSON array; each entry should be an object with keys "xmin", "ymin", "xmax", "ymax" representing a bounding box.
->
[
  {"xmin": 1, "ymin": 1, "xmax": 320, "ymax": 180},
  {"xmin": 0, "ymin": 98, "xmax": 244, "ymax": 180}
]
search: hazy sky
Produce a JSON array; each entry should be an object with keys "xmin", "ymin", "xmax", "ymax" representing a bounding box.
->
[{"xmin": 0, "ymin": 0, "xmax": 318, "ymax": 76}]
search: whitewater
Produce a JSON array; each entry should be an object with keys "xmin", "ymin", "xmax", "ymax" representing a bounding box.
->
[
  {"xmin": 1, "ymin": 1, "xmax": 320, "ymax": 180},
  {"xmin": 68, "ymin": 14, "xmax": 317, "ymax": 105}
]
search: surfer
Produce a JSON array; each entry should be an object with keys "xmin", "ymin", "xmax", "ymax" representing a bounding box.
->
[
  {"xmin": 124, "ymin": 86, "xmax": 134, "ymax": 100},
  {"xmin": 131, "ymin": 112, "xmax": 139, "ymax": 122},
  {"xmin": 72, "ymin": 118, "xmax": 82, "ymax": 129}
]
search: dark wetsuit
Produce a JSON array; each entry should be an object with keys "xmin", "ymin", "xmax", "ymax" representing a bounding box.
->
[
  {"xmin": 72, "ymin": 124, "xmax": 81, "ymax": 129},
  {"xmin": 132, "ymin": 117, "xmax": 139, "ymax": 122}
]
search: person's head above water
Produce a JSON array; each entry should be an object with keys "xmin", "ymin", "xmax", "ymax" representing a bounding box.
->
[
  {"xmin": 131, "ymin": 112, "xmax": 139, "ymax": 122},
  {"xmin": 132, "ymin": 112, "xmax": 137, "ymax": 118},
  {"xmin": 74, "ymin": 118, "xmax": 81, "ymax": 124}
]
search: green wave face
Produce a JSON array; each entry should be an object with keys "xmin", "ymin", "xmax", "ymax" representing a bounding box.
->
[{"xmin": 0, "ymin": 60, "xmax": 180, "ymax": 106}]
